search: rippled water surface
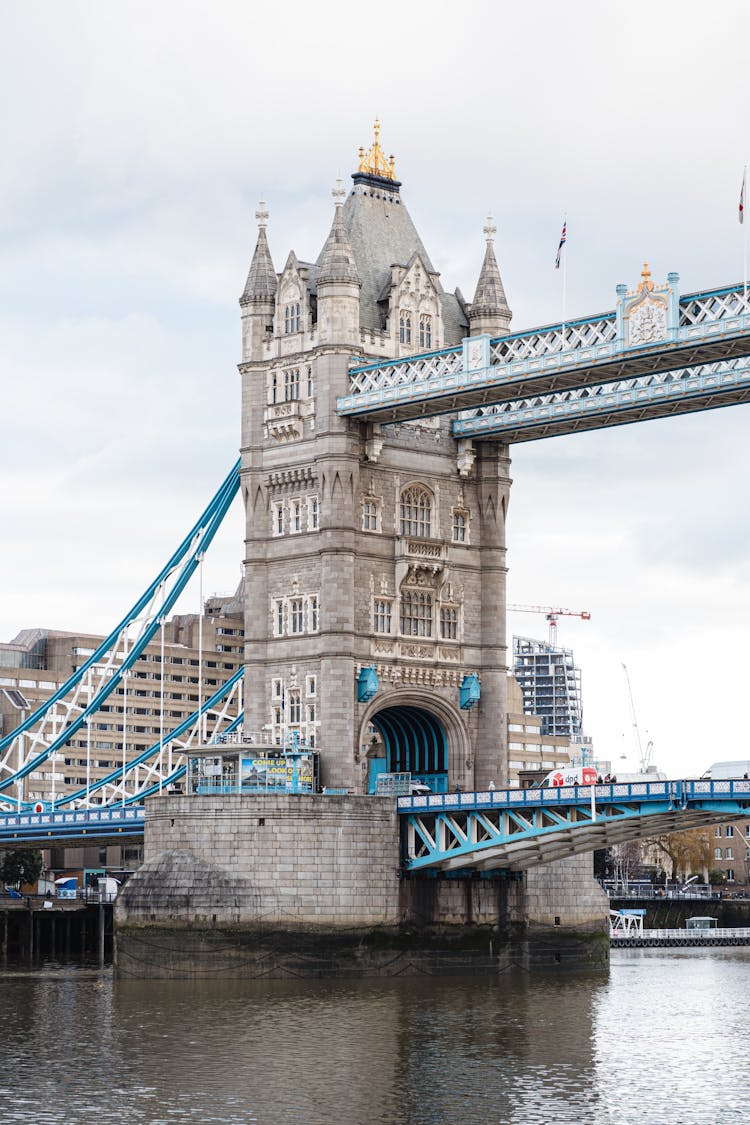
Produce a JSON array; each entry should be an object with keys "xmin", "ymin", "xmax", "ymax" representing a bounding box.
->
[{"xmin": 1, "ymin": 949, "xmax": 748, "ymax": 1124}]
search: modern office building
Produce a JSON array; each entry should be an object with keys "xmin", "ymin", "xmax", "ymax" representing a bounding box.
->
[{"xmin": 506, "ymin": 674, "xmax": 573, "ymax": 788}]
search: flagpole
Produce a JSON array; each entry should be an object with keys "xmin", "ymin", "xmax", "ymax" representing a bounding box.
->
[
  {"xmin": 562, "ymin": 216, "xmax": 568, "ymax": 345},
  {"xmin": 744, "ymin": 164, "xmax": 748, "ymax": 305}
]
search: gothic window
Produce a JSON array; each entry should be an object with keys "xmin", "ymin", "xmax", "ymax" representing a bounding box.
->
[
  {"xmin": 284, "ymin": 368, "xmax": 300, "ymax": 401},
  {"xmin": 308, "ymin": 594, "xmax": 319, "ymax": 633},
  {"xmin": 290, "ymin": 499, "xmax": 302, "ymax": 533},
  {"xmin": 399, "ymin": 311, "xmax": 412, "ymax": 344},
  {"xmin": 289, "ymin": 691, "xmax": 301, "ymax": 724},
  {"xmin": 362, "ymin": 497, "xmax": 380, "ymax": 532},
  {"xmin": 400, "ymin": 590, "xmax": 433, "ymax": 637},
  {"xmin": 452, "ymin": 509, "xmax": 468, "ymax": 543},
  {"xmin": 307, "ymin": 703, "xmax": 316, "ymax": 724},
  {"xmin": 273, "ymin": 600, "xmax": 285, "ymax": 636},
  {"xmin": 270, "ymin": 371, "xmax": 279, "ymax": 404},
  {"xmin": 272, "ymin": 679, "xmax": 283, "ymax": 701},
  {"xmin": 373, "ymin": 599, "xmax": 392, "ymax": 634},
  {"xmin": 307, "ymin": 366, "xmax": 314, "ymax": 397},
  {"xmin": 284, "ymin": 302, "xmax": 301, "ymax": 335},
  {"xmin": 290, "ymin": 598, "xmax": 304, "ymax": 634},
  {"xmin": 308, "ymin": 496, "xmax": 319, "ymax": 530},
  {"xmin": 306, "ymin": 675, "xmax": 316, "ymax": 697},
  {"xmin": 440, "ymin": 605, "xmax": 458, "ymax": 641},
  {"xmin": 272, "ymin": 502, "xmax": 285, "ymax": 536},
  {"xmin": 400, "ymin": 486, "xmax": 432, "ymax": 538},
  {"xmin": 419, "ymin": 314, "xmax": 432, "ymax": 348}
]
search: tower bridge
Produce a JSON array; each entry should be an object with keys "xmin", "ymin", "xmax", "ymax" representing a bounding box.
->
[
  {"xmin": 2, "ymin": 122, "xmax": 748, "ymax": 821},
  {"xmin": 3, "ymin": 123, "xmax": 749, "ymax": 974}
]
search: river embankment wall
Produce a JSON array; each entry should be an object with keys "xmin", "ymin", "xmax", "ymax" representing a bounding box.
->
[{"xmin": 114, "ymin": 794, "xmax": 609, "ymax": 977}]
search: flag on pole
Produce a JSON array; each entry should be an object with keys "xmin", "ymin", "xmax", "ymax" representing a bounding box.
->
[
  {"xmin": 740, "ymin": 169, "xmax": 746, "ymax": 225},
  {"xmin": 555, "ymin": 219, "xmax": 567, "ymax": 269}
]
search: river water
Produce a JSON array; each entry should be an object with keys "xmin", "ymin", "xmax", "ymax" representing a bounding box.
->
[{"xmin": 0, "ymin": 949, "xmax": 746, "ymax": 1125}]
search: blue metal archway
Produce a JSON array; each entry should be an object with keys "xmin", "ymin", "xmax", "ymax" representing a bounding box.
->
[{"xmin": 370, "ymin": 705, "xmax": 448, "ymax": 793}]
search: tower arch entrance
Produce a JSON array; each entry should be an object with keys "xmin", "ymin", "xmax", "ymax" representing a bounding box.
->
[{"xmin": 362, "ymin": 693, "xmax": 469, "ymax": 794}]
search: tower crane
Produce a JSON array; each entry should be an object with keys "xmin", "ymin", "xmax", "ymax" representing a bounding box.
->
[{"xmin": 507, "ymin": 605, "xmax": 591, "ymax": 647}]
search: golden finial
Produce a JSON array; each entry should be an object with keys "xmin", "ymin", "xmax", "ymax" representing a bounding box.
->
[
  {"xmin": 356, "ymin": 120, "xmax": 397, "ymax": 181},
  {"xmin": 638, "ymin": 261, "xmax": 654, "ymax": 293}
]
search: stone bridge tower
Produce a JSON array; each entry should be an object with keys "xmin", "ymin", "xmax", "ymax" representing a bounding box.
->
[{"xmin": 239, "ymin": 123, "xmax": 514, "ymax": 792}]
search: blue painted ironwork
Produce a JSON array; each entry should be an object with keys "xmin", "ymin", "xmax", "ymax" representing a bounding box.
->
[
  {"xmin": 371, "ymin": 705, "xmax": 448, "ymax": 784},
  {"xmin": 0, "ymin": 804, "xmax": 146, "ymax": 847},
  {"xmin": 397, "ymin": 778, "xmax": 750, "ymax": 872},
  {"xmin": 357, "ymin": 665, "xmax": 379, "ymax": 702},
  {"xmin": 0, "ymin": 462, "xmax": 242, "ymax": 810},
  {"xmin": 337, "ymin": 282, "xmax": 750, "ymax": 424},
  {"xmin": 459, "ymin": 673, "xmax": 480, "ymax": 710},
  {"xmin": 453, "ymin": 355, "xmax": 750, "ymax": 443}
]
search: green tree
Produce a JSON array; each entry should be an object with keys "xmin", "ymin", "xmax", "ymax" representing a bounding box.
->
[{"xmin": 0, "ymin": 849, "xmax": 43, "ymax": 889}]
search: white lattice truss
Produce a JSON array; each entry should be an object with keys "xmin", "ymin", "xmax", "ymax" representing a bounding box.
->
[
  {"xmin": 0, "ymin": 461, "xmax": 241, "ymax": 811},
  {"xmin": 454, "ymin": 355, "xmax": 750, "ymax": 441},
  {"xmin": 340, "ymin": 285, "xmax": 750, "ymax": 423}
]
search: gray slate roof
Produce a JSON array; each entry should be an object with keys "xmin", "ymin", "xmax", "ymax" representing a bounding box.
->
[
  {"xmin": 314, "ymin": 178, "xmax": 467, "ymax": 343},
  {"xmin": 241, "ymin": 226, "xmax": 277, "ymax": 303}
]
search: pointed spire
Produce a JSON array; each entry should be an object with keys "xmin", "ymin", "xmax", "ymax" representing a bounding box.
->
[
  {"xmin": 469, "ymin": 215, "xmax": 511, "ymax": 330},
  {"xmin": 241, "ymin": 201, "xmax": 277, "ymax": 305},
  {"xmin": 316, "ymin": 179, "xmax": 360, "ymax": 287}
]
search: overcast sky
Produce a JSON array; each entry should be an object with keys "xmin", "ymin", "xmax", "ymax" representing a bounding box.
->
[{"xmin": 2, "ymin": 1, "xmax": 749, "ymax": 779}]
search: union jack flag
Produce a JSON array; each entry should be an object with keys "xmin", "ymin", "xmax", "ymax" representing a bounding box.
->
[
  {"xmin": 555, "ymin": 219, "xmax": 567, "ymax": 269},
  {"xmin": 740, "ymin": 169, "xmax": 746, "ymax": 225}
]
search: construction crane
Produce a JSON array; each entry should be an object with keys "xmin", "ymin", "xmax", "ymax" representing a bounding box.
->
[
  {"xmin": 621, "ymin": 662, "xmax": 653, "ymax": 773},
  {"xmin": 507, "ymin": 605, "xmax": 591, "ymax": 647}
]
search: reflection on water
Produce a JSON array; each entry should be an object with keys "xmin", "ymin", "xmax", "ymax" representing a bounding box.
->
[{"xmin": 0, "ymin": 950, "xmax": 747, "ymax": 1124}]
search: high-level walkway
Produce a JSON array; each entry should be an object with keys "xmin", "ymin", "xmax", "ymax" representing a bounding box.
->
[{"xmin": 338, "ymin": 281, "xmax": 750, "ymax": 439}]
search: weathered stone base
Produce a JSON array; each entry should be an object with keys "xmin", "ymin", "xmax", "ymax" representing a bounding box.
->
[
  {"xmin": 114, "ymin": 795, "xmax": 610, "ymax": 978},
  {"xmin": 115, "ymin": 921, "xmax": 607, "ymax": 979}
]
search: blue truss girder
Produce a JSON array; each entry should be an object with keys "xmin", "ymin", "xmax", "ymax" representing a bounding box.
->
[
  {"xmin": 337, "ymin": 284, "xmax": 750, "ymax": 424},
  {"xmin": 0, "ymin": 804, "xmax": 146, "ymax": 847},
  {"xmin": 452, "ymin": 355, "xmax": 750, "ymax": 442},
  {"xmin": 0, "ymin": 461, "xmax": 241, "ymax": 803},
  {"xmin": 398, "ymin": 779, "xmax": 750, "ymax": 871}
]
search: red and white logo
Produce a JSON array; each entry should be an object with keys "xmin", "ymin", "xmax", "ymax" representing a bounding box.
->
[{"xmin": 551, "ymin": 771, "xmax": 565, "ymax": 787}]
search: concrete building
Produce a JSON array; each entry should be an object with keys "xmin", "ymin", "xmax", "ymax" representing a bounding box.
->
[
  {"xmin": 240, "ymin": 122, "xmax": 513, "ymax": 793},
  {"xmin": 505, "ymin": 675, "xmax": 573, "ymax": 787},
  {"xmin": 0, "ymin": 588, "xmax": 245, "ymax": 810},
  {"xmin": 513, "ymin": 635, "xmax": 584, "ymax": 740}
]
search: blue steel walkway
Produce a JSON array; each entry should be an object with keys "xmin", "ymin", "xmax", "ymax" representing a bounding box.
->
[
  {"xmin": 0, "ymin": 804, "xmax": 146, "ymax": 847},
  {"xmin": 397, "ymin": 778, "xmax": 750, "ymax": 872}
]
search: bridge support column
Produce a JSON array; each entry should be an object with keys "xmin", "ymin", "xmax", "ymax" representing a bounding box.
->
[{"xmin": 474, "ymin": 444, "xmax": 511, "ymax": 789}]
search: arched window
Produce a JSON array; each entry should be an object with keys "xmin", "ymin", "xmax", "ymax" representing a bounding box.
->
[
  {"xmin": 419, "ymin": 314, "xmax": 432, "ymax": 348},
  {"xmin": 400, "ymin": 486, "xmax": 432, "ymax": 538},
  {"xmin": 440, "ymin": 605, "xmax": 458, "ymax": 640},
  {"xmin": 284, "ymin": 302, "xmax": 301, "ymax": 335},
  {"xmin": 399, "ymin": 311, "xmax": 412, "ymax": 344},
  {"xmin": 401, "ymin": 590, "xmax": 433, "ymax": 637}
]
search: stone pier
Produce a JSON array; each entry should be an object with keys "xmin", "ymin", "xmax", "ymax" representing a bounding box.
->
[{"xmin": 115, "ymin": 795, "xmax": 609, "ymax": 978}]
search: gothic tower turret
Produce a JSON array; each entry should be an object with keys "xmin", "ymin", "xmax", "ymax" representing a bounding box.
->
[
  {"xmin": 315, "ymin": 179, "xmax": 360, "ymax": 345},
  {"xmin": 468, "ymin": 215, "xmax": 512, "ymax": 337},
  {"xmin": 240, "ymin": 201, "xmax": 277, "ymax": 361}
]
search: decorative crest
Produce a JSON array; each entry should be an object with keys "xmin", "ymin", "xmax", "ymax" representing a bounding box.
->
[
  {"xmin": 356, "ymin": 119, "xmax": 397, "ymax": 181},
  {"xmin": 255, "ymin": 200, "xmax": 269, "ymax": 229},
  {"xmin": 483, "ymin": 214, "xmax": 497, "ymax": 243}
]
